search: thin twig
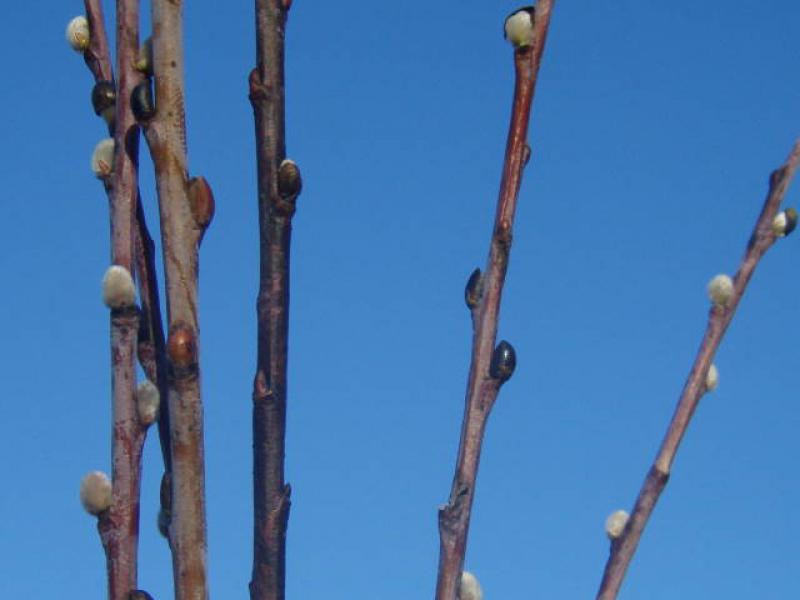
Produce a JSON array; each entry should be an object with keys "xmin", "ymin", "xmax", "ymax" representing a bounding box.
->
[
  {"xmin": 142, "ymin": 1, "xmax": 212, "ymax": 598},
  {"xmin": 92, "ymin": 2, "xmax": 148, "ymax": 599},
  {"xmin": 595, "ymin": 139, "xmax": 800, "ymax": 600},
  {"xmin": 435, "ymin": 3, "xmax": 554, "ymax": 599},
  {"xmin": 135, "ymin": 197, "xmax": 172, "ymax": 472},
  {"xmin": 248, "ymin": 1, "xmax": 298, "ymax": 599},
  {"xmin": 83, "ymin": 0, "xmax": 113, "ymax": 83}
]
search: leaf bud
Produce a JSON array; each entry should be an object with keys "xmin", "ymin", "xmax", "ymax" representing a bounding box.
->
[
  {"xmin": 464, "ymin": 268, "xmax": 483, "ymax": 309},
  {"xmin": 188, "ymin": 176, "xmax": 215, "ymax": 230},
  {"xmin": 131, "ymin": 79, "xmax": 155, "ymax": 122},
  {"xmin": 490, "ymin": 340, "xmax": 517, "ymax": 383},
  {"xmin": 167, "ymin": 323, "xmax": 197, "ymax": 371},
  {"xmin": 277, "ymin": 159, "xmax": 302, "ymax": 198},
  {"xmin": 91, "ymin": 81, "xmax": 116, "ymax": 127}
]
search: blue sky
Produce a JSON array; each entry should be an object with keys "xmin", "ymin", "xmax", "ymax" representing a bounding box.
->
[{"xmin": 1, "ymin": 1, "xmax": 799, "ymax": 598}]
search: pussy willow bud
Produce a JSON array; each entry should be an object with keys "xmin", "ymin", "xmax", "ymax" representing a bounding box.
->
[
  {"xmin": 102, "ymin": 265, "xmax": 136, "ymax": 309},
  {"xmin": 772, "ymin": 208, "xmax": 798, "ymax": 237},
  {"xmin": 66, "ymin": 16, "xmax": 90, "ymax": 52},
  {"xmin": 134, "ymin": 37, "xmax": 153, "ymax": 75},
  {"xmin": 705, "ymin": 363, "xmax": 719, "ymax": 392},
  {"xmin": 129, "ymin": 590, "xmax": 155, "ymax": 600},
  {"xmin": 464, "ymin": 268, "xmax": 483, "ymax": 309},
  {"xmin": 490, "ymin": 340, "xmax": 517, "ymax": 383},
  {"xmin": 504, "ymin": 6, "xmax": 536, "ymax": 48},
  {"xmin": 91, "ymin": 138, "xmax": 115, "ymax": 178},
  {"xmin": 136, "ymin": 380, "xmax": 160, "ymax": 426},
  {"xmin": 459, "ymin": 571, "xmax": 483, "ymax": 600},
  {"xmin": 707, "ymin": 274, "xmax": 734, "ymax": 307},
  {"xmin": 80, "ymin": 471, "xmax": 112, "ymax": 515},
  {"xmin": 605, "ymin": 509, "xmax": 629, "ymax": 540}
]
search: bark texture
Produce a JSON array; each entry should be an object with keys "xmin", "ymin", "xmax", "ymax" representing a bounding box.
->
[
  {"xmin": 435, "ymin": 3, "xmax": 555, "ymax": 599},
  {"xmin": 143, "ymin": 1, "xmax": 212, "ymax": 598},
  {"xmin": 249, "ymin": 1, "xmax": 299, "ymax": 599}
]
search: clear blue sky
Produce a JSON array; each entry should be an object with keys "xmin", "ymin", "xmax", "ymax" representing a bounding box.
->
[{"xmin": 1, "ymin": 1, "xmax": 799, "ymax": 598}]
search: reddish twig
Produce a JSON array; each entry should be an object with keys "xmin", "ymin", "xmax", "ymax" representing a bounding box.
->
[
  {"xmin": 248, "ymin": 2, "xmax": 299, "ymax": 599},
  {"xmin": 595, "ymin": 139, "xmax": 800, "ymax": 600},
  {"xmin": 82, "ymin": 0, "xmax": 171, "ymax": 473},
  {"xmin": 83, "ymin": 0, "xmax": 113, "ymax": 82},
  {"xmin": 142, "ymin": 1, "xmax": 213, "ymax": 597},
  {"xmin": 435, "ymin": 3, "xmax": 554, "ymax": 599},
  {"xmin": 89, "ymin": 2, "xmax": 149, "ymax": 599}
]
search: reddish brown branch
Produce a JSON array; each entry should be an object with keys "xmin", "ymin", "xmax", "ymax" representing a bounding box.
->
[
  {"xmin": 83, "ymin": 0, "xmax": 171, "ymax": 474},
  {"xmin": 435, "ymin": 3, "xmax": 554, "ymax": 599},
  {"xmin": 83, "ymin": 0, "xmax": 113, "ymax": 82},
  {"xmin": 595, "ymin": 139, "xmax": 800, "ymax": 600},
  {"xmin": 92, "ymin": 2, "xmax": 149, "ymax": 599},
  {"xmin": 143, "ymin": 1, "xmax": 211, "ymax": 598},
  {"xmin": 249, "ymin": 2, "xmax": 298, "ymax": 599}
]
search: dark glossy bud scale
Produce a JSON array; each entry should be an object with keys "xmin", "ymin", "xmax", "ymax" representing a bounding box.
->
[
  {"xmin": 277, "ymin": 159, "xmax": 302, "ymax": 198},
  {"xmin": 490, "ymin": 340, "xmax": 516, "ymax": 383},
  {"xmin": 129, "ymin": 591, "xmax": 155, "ymax": 600},
  {"xmin": 131, "ymin": 79, "xmax": 155, "ymax": 122},
  {"xmin": 784, "ymin": 207, "xmax": 798, "ymax": 236},
  {"xmin": 91, "ymin": 81, "xmax": 116, "ymax": 116},
  {"xmin": 464, "ymin": 268, "xmax": 483, "ymax": 309}
]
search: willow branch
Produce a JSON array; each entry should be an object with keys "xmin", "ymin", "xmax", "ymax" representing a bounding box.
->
[
  {"xmin": 83, "ymin": 0, "xmax": 171, "ymax": 473},
  {"xmin": 142, "ymin": 1, "xmax": 212, "ymax": 598},
  {"xmin": 83, "ymin": 0, "xmax": 113, "ymax": 82},
  {"xmin": 249, "ymin": 1, "xmax": 299, "ymax": 599},
  {"xmin": 595, "ymin": 139, "xmax": 800, "ymax": 600},
  {"xmin": 91, "ymin": 2, "xmax": 149, "ymax": 600},
  {"xmin": 435, "ymin": 3, "xmax": 554, "ymax": 599}
]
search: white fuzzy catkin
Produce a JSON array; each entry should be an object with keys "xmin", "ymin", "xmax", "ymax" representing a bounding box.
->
[
  {"xmin": 66, "ymin": 16, "xmax": 90, "ymax": 52},
  {"xmin": 773, "ymin": 211, "xmax": 789, "ymax": 236},
  {"xmin": 605, "ymin": 509, "xmax": 629, "ymax": 540},
  {"xmin": 459, "ymin": 571, "xmax": 483, "ymax": 600},
  {"xmin": 136, "ymin": 380, "xmax": 160, "ymax": 426},
  {"xmin": 707, "ymin": 274, "xmax": 734, "ymax": 307},
  {"xmin": 705, "ymin": 364, "xmax": 719, "ymax": 391},
  {"xmin": 102, "ymin": 265, "xmax": 136, "ymax": 309},
  {"xmin": 91, "ymin": 138, "xmax": 115, "ymax": 178},
  {"xmin": 504, "ymin": 9, "xmax": 535, "ymax": 48},
  {"xmin": 80, "ymin": 471, "xmax": 112, "ymax": 515}
]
